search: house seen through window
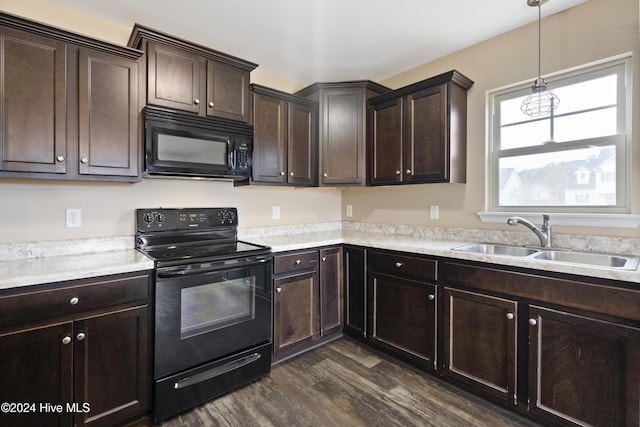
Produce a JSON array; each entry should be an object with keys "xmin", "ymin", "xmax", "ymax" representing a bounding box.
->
[{"xmin": 489, "ymin": 56, "xmax": 631, "ymax": 214}]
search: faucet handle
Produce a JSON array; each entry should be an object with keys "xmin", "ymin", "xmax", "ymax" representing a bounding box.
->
[{"xmin": 542, "ymin": 214, "xmax": 550, "ymax": 225}]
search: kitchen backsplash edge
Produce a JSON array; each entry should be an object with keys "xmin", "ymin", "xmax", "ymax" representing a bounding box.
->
[{"xmin": 1, "ymin": 221, "xmax": 638, "ymax": 261}]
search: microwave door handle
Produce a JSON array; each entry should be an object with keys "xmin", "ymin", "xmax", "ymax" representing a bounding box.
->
[{"xmin": 228, "ymin": 141, "xmax": 236, "ymax": 170}]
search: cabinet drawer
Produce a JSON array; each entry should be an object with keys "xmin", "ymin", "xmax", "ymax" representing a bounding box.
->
[
  {"xmin": 274, "ymin": 250, "xmax": 318, "ymax": 275},
  {"xmin": 369, "ymin": 250, "xmax": 437, "ymax": 281},
  {"xmin": 0, "ymin": 273, "xmax": 150, "ymax": 329}
]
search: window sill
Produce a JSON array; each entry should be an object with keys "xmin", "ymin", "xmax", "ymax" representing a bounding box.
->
[{"xmin": 477, "ymin": 212, "xmax": 640, "ymax": 228}]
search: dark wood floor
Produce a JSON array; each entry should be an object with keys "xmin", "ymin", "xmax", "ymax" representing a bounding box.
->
[{"xmin": 141, "ymin": 338, "xmax": 541, "ymax": 427}]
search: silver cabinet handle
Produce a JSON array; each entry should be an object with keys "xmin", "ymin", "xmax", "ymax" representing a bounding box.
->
[
  {"xmin": 62, "ymin": 336, "xmax": 72, "ymax": 345},
  {"xmin": 69, "ymin": 297, "xmax": 79, "ymax": 305},
  {"xmin": 76, "ymin": 332, "xmax": 86, "ymax": 341},
  {"xmin": 209, "ymin": 101, "xmax": 214, "ymax": 107},
  {"xmin": 529, "ymin": 318, "xmax": 537, "ymax": 326},
  {"xmin": 56, "ymin": 155, "xmax": 65, "ymax": 162},
  {"xmin": 506, "ymin": 312, "xmax": 515, "ymax": 320},
  {"xmin": 406, "ymin": 169, "xmax": 412, "ymax": 175},
  {"xmin": 81, "ymin": 157, "xmax": 88, "ymax": 164},
  {"xmin": 395, "ymin": 170, "xmax": 401, "ymax": 175},
  {"xmin": 194, "ymin": 98, "xmax": 200, "ymax": 105},
  {"xmin": 276, "ymin": 287, "xmax": 282, "ymax": 293},
  {"xmin": 395, "ymin": 262, "xmax": 403, "ymax": 268},
  {"xmin": 428, "ymin": 294, "xmax": 435, "ymax": 301}
]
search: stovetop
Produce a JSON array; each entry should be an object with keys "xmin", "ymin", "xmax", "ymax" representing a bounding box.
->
[{"xmin": 135, "ymin": 207, "xmax": 271, "ymax": 266}]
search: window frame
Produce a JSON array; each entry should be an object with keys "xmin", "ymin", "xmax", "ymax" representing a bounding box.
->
[{"xmin": 486, "ymin": 54, "xmax": 633, "ymax": 216}]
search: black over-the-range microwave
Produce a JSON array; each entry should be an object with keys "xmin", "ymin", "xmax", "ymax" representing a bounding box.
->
[{"xmin": 143, "ymin": 106, "xmax": 253, "ymax": 180}]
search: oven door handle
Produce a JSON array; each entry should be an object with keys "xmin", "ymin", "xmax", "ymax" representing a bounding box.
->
[{"xmin": 157, "ymin": 255, "xmax": 271, "ymax": 278}]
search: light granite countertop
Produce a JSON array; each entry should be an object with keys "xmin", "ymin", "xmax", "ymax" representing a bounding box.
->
[
  {"xmin": 2, "ymin": 222, "xmax": 639, "ymax": 291},
  {"xmin": 249, "ymin": 228, "xmax": 640, "ymax": 285},
  {"xmin": 0, "ymin": 249, "xmax": 154, "ymax": 291}
]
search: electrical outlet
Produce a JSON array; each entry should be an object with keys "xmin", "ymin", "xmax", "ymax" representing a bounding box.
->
[
  {"xmin": 66, "ymin": 208, "xmax": 81, "ymax": 228},
  {"xmin": 429, "ymin": 205, "xmax": 439, "ymax": 220},
  {"xmin": 346, "ymin": 205, "xmax": 353, "ymax": 217},
  {"xmin": 272, "ymin": 206, "xmax": 280, "ymax": 220}
]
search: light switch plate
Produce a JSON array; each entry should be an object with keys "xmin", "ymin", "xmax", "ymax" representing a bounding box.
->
[
  {"xmin": 272, "ymin": 206, "xmax": 280, "ymax": 220},
  {"xmin": 429, "ymin": 205, "xmax": 439, "ymax": 220}
]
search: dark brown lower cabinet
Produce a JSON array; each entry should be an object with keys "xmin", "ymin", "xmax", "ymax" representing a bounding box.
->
[
  {"xmin": 443, "ymin": 287, "xmax": 518, "ymax": 406},
  {"xmin": 368, "ymin": 250, "xmax": 437, "ymax": 371},
  {"xmin": 343, "ymin": 246, "xmax": 367, "ymax": 339},
  {"xmin": 0, "ymin": 273, "xmax": 151, "ymax": 427},
  {"xmin": 528, "ymin": 305, "xmax": 640, "ymax": 427},
  {"xmin": 273, "ymin": 271, "xmax": 319, "ymax": 357},
  {"xmin": 319, "ymin": 247, "xmax": 343, "ymax": 336}
]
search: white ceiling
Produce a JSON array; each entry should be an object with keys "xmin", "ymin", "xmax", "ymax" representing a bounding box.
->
[{"xmin": 50, "ymin": 0, "xmax": 587, "ymax": 85}]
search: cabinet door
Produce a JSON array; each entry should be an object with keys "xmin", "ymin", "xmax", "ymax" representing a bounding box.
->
[
  {"xmin": 443, "ymin": 287, "xmax": 517, "ymax": 406},
  {"xmin": 206, "ymin": 60, "xmax": 250, "ymax": 122},
  {"xmin": 287, "ymin": 100, "xmax": 317, "ymax": 186},
  {"xmin": 78, "ymin": 48, "xmax": 139, "ymax": 177},
  {"xmin": 344, "ymin": 246, "xmax": 366, "ymax": 338},
  {"xmin": 0, "ymin": 322, "xmax": 73, "ymax": 427},
  {"xmin": 404, "ymin": 84, "xmax": 447, "ymax": 183},
  {"xmin": 252, "ymin": 92, "xmax": 287, "ymax": 183},
  {"xmin": 321, "ymin": 89, "xmax": 365, "ymax": 185},
  {"xmin": 369, "ymin": 97, "xmax": 403, "ymax": 185},
  {"xmin": 369, "ymin": 270, "xmax": 437, "ymax": 370},
  {"xmin": 147, "ymin": 41, "xmax": 201, "ymax": 113},
  {"xmin": 74, "ymin": 306, "xmax": 149, "ymax": 427},
  {"xmin": 0, "ymin": 27, "xmax": 67, "ymax": 174},
  {"xmin": 273, "ymin": 272, "xmax": 318, "ymax": 356},
  {"xmin": 528, "ymin": 306, "xmax": 640, "ymax": 427},
  {"xmin": 319, "ymin": 247, "xmax": 343, "ymax": 336}
]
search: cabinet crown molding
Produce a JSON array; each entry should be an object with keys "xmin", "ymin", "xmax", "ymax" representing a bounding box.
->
[
  {"xmin": 128, "ymin": 23, "xmax": 258, "ymax": 71},
  {"xmin": 0, "ymin": 11, "xmax": 143, "ymax": 60}
]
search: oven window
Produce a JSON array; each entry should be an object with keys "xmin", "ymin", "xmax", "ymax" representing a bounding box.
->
[
  {"xmin": 157, "ymin": 133, "xmax": 228, "ymax": 166},
  {"xmin": 180, "ymin": 276, "xmax": 255, "ymax": 339}
]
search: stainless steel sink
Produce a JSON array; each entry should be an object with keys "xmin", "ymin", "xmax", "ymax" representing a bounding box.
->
[
  {"xmin": 453, "ymin": 243, "xmax": 538, "ymax": 257},
  {"xmin": 532, "ymin": 250, "xmax": 640, "ymax": 271}
]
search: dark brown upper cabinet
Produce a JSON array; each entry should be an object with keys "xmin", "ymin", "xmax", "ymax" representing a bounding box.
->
[
  {"xmin": 0, "ymin": 13, "xmax": 143, "ymax": 182},
  {"xmin": 296, "ymin": 81, "xmax": 389, "ymax": 186},
  {"xmin": 129, "ymin": 25, "xmax": 256, "ymax": 123},
  {"xmin": 251, "ymin": 84, "xmax": 317, "ymax": 186},
  {"xmin": 368, "ymin": 70, "xmax": 473, "ymax": 185}
]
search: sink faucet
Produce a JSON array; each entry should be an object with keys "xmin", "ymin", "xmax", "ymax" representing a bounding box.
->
[{"xmin": 507, "ymin": 215, "xmax": 552, "ymax": 248}]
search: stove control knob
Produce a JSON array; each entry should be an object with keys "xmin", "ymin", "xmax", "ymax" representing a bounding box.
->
[
  {"xmin": 155, "ymin": 213, "xmax": 166, "ymax": 224},
  {"xmin": 143, "ymin": 213, "xmax": 153, "ymax": 224}
]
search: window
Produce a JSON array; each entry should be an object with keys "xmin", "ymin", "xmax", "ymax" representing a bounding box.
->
[{"xmin": 488, "ymin": 56, "xmax": 631, "ymax": 215}]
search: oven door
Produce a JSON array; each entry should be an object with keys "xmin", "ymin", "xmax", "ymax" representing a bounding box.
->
[{"xmin": 154, "ymin": 254, "xmax": 272, "ymax": 379}]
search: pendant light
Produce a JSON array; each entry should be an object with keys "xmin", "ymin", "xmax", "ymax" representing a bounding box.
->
[{"xmin": 520, "ymin": 0, "xmax": 559, "ymax": 117}]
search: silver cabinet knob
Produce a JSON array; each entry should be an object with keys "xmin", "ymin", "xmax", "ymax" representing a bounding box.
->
[
  {"xmin": 323, "ymin": 173, "xmax": 328, "ymax": 177},
  {"xmin": 76, "ymin": 332, "xmax": 86, "ymax": 341},
  {"xmin": 69, "ymin": 297, "xmax": 79, "ymax": 305},
  {"xmin": 80, "ymin": 157, "xmax": 88, "ymax": 164},
  {"xmin": 295, "ymin": 259, "xmax": 301, "ymax": 265},
  {"xmin": 506, "ymin": 312, "xmax": 515, "ymax": 320},
  {"xmin": 280, "ymin": 171, "xmax": 285, "ymax": 176},
  {"xmin": 321, "ymin": 257, "xmax": 327, "ymax": 262},
  {"xmin": 194, "ymin": 98, "xmax": 200, "ymax": 105},
  {"xmin": 528, "ymin": 318, "xmax": 537, "ymax": 326},
  {"xmin": 406, "ymin": 169, "xmax": 412, "ymax": 175},
  {"xmin": 62, "ymin": 336, "xmax": 72, "ymax": 345},
  {"xmin": 395, "ymin": 262, "xmax": 403, "ymax": 268},
  {"xmin": 428, "ymin": 294, "xmax": 435, "ymax": 301},
  {"xmin": 395, "ymin": 170, "xmax": 401, "ymax": 175},
  {"xmin": 208, "ymin": 101, "xmax": 214, "ymax": 107},
  {"xmin": 56, "ymin": 155, "xmax": 65, "ymax": 162},
  {"xmin": 276, "ymin": 287, "xmax": 282, "ymax": 293},
  {"xmin": 290, "ymin": 172, "xmax": 294, "ymax": 176}
]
